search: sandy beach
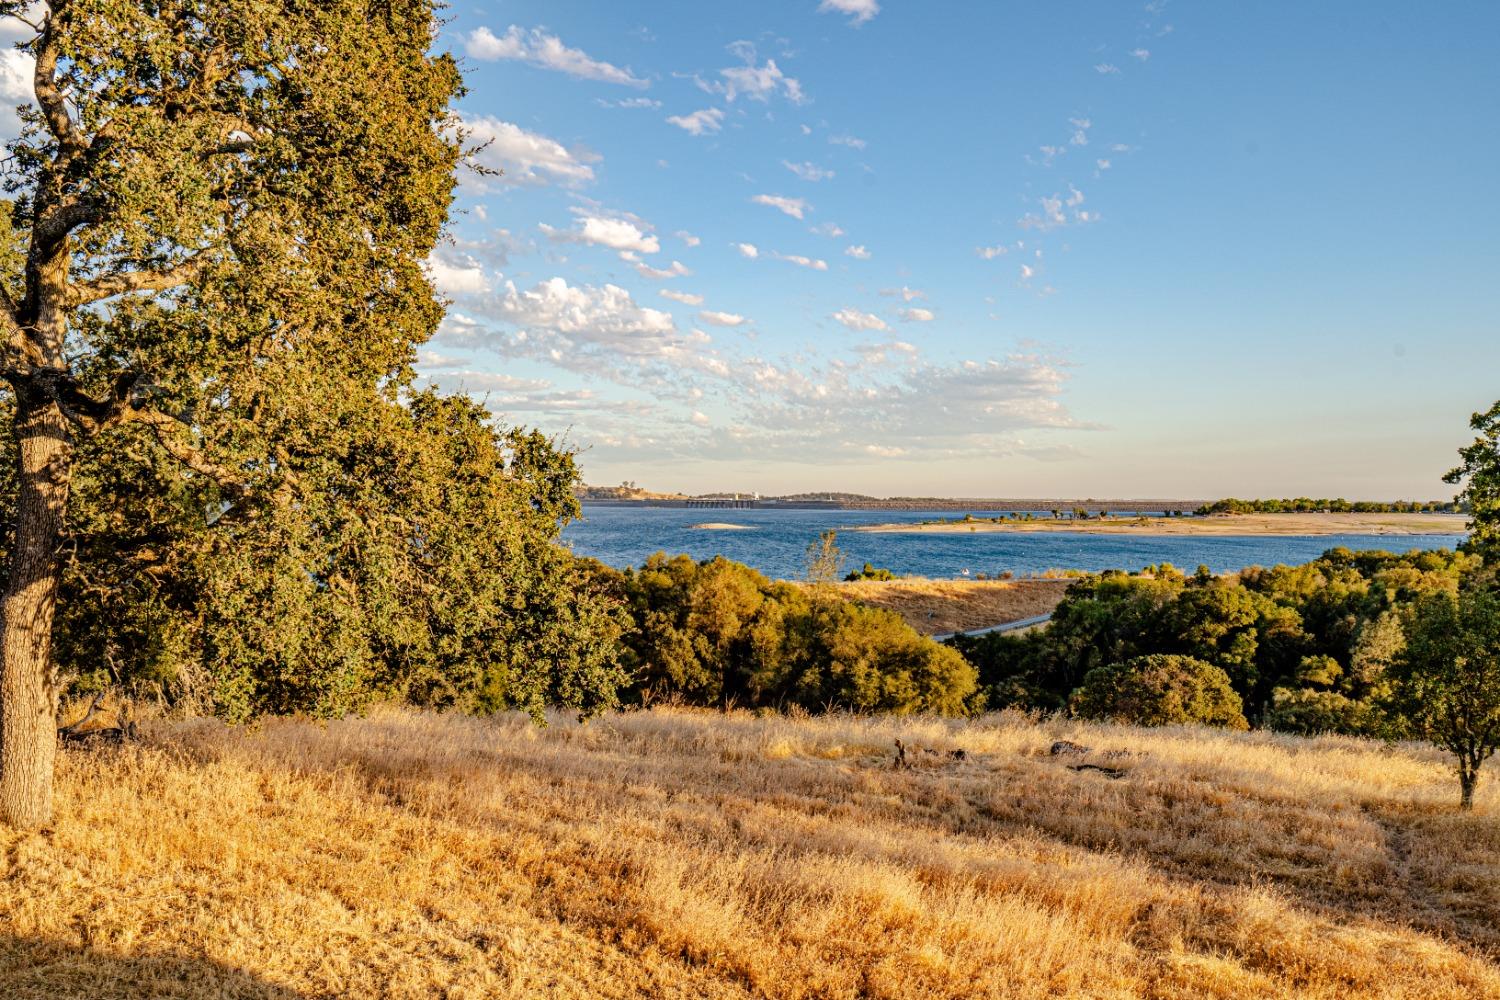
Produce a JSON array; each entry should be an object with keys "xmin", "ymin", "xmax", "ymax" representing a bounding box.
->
[{"xmin": 855, "ymin": 511, "xmax": 1469, "ymax": 537}]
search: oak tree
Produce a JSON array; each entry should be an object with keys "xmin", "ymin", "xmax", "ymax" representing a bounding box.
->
[
  {"xmin": 1390, "ymin": 590, "xmax": 1500, "ymax": 809},
  {"xmin": 0, "ymin": 0, "xmax": 461, "ymax": 828},
  {"xmin": 1447, "ymin": 399, "xmax": 1500, "ymax": 561}
]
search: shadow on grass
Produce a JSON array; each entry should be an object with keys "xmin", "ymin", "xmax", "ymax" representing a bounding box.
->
[{"xmin": 0, "ymin": 936, "xmax": 307, "ymax": 1000}]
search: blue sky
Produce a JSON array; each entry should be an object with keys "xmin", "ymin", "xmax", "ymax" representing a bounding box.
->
[{"xmin": 417, "ymin": 1, "xmax": 1500, "ymax": 498}]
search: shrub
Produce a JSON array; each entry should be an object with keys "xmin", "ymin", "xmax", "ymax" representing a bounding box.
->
[
  {"xmin": 845, "ymin": 562, "xmax": 897, "ymax": 581},
  {"xmin": 607, "ymin": 553, "xmax": 976, "ymax": 715},
  {"xmin": 1070, "ymin": 654, "xmax": 1248, "ymax": 729},
  {"xmin": 1264, "ymin": 687, "xmax": 1390, "ymax": 737}
]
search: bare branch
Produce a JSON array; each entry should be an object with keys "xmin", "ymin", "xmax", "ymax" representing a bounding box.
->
[{"xmin": 68, "ymin": 257, "xmax": 206, "ymax": 308}]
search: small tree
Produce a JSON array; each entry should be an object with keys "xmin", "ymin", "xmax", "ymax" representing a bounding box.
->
[
  {"xmin": 1447, "ymin": 400, "xmax": 1500, "ymax": 562},
  {"xmin": 1389, "ymin": 590, "xmax": 1500, "ymax": 809},
  {"xmin": 1071, "ymin": 654, "xmax": 1248, "ymax": 729},
  {"xmin": 805, "ymin": 529, "xmax": 844, "ymax": 588}
]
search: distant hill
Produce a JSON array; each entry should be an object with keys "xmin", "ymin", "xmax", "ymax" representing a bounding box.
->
[{"xmin": 574, "ymin": 484, "xmax": 690, "ymax": 501}]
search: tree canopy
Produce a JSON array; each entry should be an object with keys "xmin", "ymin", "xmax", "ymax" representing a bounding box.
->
[
  {"xmin": 1447, "ymin": 399, "xmax": 1500, "ymax": 561},
  {"xmin": 1388, "ymin": 588, "xmax": 1500, "ymax": 809},
  {"xmin": 0, "ymin": 1, "xmax": 627, "ymax": 829}
]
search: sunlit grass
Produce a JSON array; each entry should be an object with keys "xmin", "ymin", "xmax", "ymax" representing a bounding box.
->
[{"xmin": 1, "ymin": 706, "xmax": 1495, "ymax": 998}]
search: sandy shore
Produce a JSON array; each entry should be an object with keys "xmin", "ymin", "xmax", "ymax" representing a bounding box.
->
[{"xmin": 855, "ymin": 511, "xmax": 1469, "ymax": 537}]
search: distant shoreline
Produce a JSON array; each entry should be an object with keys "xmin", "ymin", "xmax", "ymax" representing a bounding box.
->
[
  {"xmin": 581, "ymin": 497, "xmax": 1208, "ymax": 512},
  {"xmin": 853, "ymin": 512, "xmax": 1469, "ymax": 537}
]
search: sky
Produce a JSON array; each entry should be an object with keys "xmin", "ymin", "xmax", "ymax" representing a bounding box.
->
[{"xmin": 9, "ymin": 3, "xmax": 1500, "ymax": 500}]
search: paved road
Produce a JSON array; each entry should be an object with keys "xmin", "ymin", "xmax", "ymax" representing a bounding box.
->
[{"xmin": 933, "ymin": 612, "xmax": 1054, "ymax": 643}]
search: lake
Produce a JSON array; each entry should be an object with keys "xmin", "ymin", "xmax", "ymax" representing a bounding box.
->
[{"xmin": 562, "ymin": 505, "xmax": 1468, "ymax": 580}]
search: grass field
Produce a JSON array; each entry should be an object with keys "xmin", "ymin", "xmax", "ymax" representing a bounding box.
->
[
  {"xmin": 833, "ymin": 578, "xmax": 1072, "ymax": 634},
  {"xmin": 2, "ymin": 707, "xmax": 1497, "ymax": 999}
]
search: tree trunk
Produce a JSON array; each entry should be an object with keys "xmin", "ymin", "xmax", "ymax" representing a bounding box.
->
[
  {"xmin": 1458, "ymin": 758, "xmax": 1477, "ymax": 811},
  {"xmin": 0, "ymin": 387, "xmax": 73, "ymax": 829}
]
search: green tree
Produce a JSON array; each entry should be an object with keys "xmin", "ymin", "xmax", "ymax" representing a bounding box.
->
[
  {"xmin": 1071, "ymin": 654, "xmax": 1248, "ymax": 730},
  {"xmin": 1389, "ymin": 590, "xmax": 1500, "ymax": 809},
  {"xmin": 0, "ymin": 1, "xmax": 462, "ymax": 828},
  {"xmin": 1447, "ymin": 400, "xmax": 1500, "ymax": 561}
]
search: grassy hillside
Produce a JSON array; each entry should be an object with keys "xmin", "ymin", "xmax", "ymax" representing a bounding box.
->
[
  {"xmin": 832, "ymin": 578, "xmax": 1070, "ymax": 634},
  {"xmin": 2, "ymin": 708, "xmax": 1497, "ymax": 999}
]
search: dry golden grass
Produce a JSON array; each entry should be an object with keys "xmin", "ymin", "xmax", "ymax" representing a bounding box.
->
[
  {"xmin": 833, "ymin": 578, "xmax": 1072, "ymax": 634},
  {"xmin": 2, "ymin": 707, "xmax": 1498, "ymax": 999}
]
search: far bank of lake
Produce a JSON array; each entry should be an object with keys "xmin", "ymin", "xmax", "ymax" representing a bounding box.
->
[
  {"xmin": 564, "ymin": 505, "xmax": 1467, "ymax": 581},
  {"xmin": 854, "ymin": 511, "xmax": 1468, "ymax": 537}
]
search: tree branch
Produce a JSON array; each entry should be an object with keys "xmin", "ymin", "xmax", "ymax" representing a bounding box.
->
[
  {"xmin": 4, "ymin": 366, "xmax": 143, "ymax": 434},
  {"xmin": 32, "ymin": 10, "xmax": 87, "ymax": 160},
  {"xmin": 68, "ymin": 257, "xmax": 206, "ymax": 307},
  {"xmin": 123, "ymin": 406, "xmax": 248, "ymax": 498},
  {"xmin": 31, "ymin": 194, "xmax": 99, "ymax": 254}
]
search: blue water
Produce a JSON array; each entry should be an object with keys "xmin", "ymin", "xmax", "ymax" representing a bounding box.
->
[{"xmin": 562, "ymin": 505, "xmax": 1467, "ymax": 580}]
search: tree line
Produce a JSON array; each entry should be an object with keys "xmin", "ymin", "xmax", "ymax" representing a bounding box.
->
[{"xmin": 1195, "ymin": 497, "xmax": 1458, "ymax": 515}]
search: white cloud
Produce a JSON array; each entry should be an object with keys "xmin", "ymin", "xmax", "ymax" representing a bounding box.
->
[
  {"xmin": 465, "ymin": 26, "xmax": 648, "ymax": 87},
  {"xmin": 1096, "ymin": 159, "xmax": 1111, "ymax": 171},
  {"xmin": 774, "ymin": 252, "xmax": 828, "ymax": 271},
  {"xmin": 660, "ymin": 289, "xmax": 705, "ymax": 306},
  {"xmin": 719, "ymin": 45, "xmax": 805, "ymax": 104},
  {"xmin": 675, "ymin": 230, "xmax": 701, "ymax": 247},
  {"xmin": 880, "ymin": 286, "xmax": 926, "ymax": 302},
  {"xmin": 541, "ymin": 214, "xmax": 660, "ymax": 254},
  {"xmin": 844, "ymin": 245, "xmax": 871, "ymax": 260},
  {"xmin": 752, "ymin": 194, "xmax": 809, "ymax": 219},
  {"xmin": 460, "ymin": 115, "xmax": 597, "ymax": 188},
  {"xmin": 733, "ymin": 243, "xmax": 760, "ymax": 259},
  {"xmin": 1019, "ymin": 187, "xmax": 1091, "ymax": 231},
  {"xmin": 829, "ymin": 133, "xmax": 867, "ymax": 150},
  {"xmin": 1020, "ymin": 264, "xmax": 1035, "ymax": 281},
  {"xmin": 831, "ymin": 308, "xmax": 888, "ymax": 332},
  {"xmin": 601, "ymin": 96, "xmax": 662, "ymax": 110},
  {"xmin": 0, "ymin": 48, "xmax": 34, "ymax": 141},
  {"xmin": 497, "ymin": 277, "xmax": 675, "ymax": 345},
  {"xmin": 425, "ymin": 253, "xmax": 491, "ymax": 295},
  {"xmin": 897, "ymin": 307, "xmax": 935, "ymax": 322},
  {"xmin": 699, "ymin": 310, "xmax": 748, "ymax": 327},
  {"xmin": 1131, "ymin": 48, "xmax": 1151, "ymax": 61},
  {"xmin": 666, "ymin": 107, "xmax": 725, "ymax": 135},
  {"xmin": 697, "ymin": 353, "xmax": 1079, "ymax": 462},
  {"xmin": 428, "ymin": 370, "xmax": 553, "ymax": 394},
  {"xmin": 691, "ymin": 411, "xmax": 711, "ymax": 426},
  {"xmin": 976, "ymin": 245, "xmax": 1008, "ymax": 259},
  {"xmin": 810, "ymin": 222, "xmax": 846, "ymax": 238},
  {"xmin": 635, "ymin": 260, "xmax": 692, "ymax": 280},
  {"xmin": 818, "ymin": 0, "xmax": 881, "ymax": 26},
  {"xmin": 784, "ymin": 160, "xmax": 834, "ymax": 181},
  {"xmin": 1095, "ymin": 63, "xmax": 1121, "ymax": 75}
]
